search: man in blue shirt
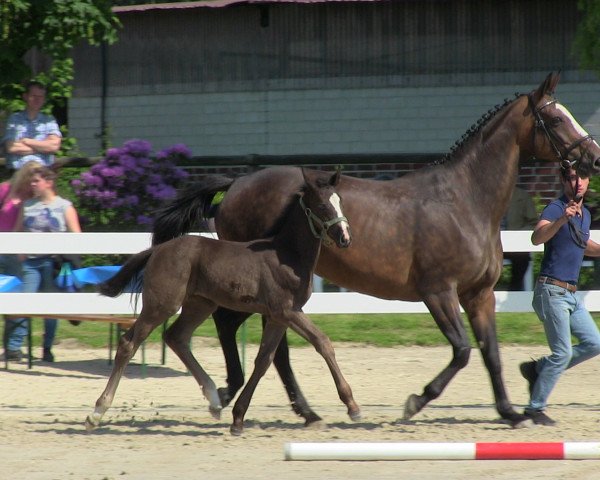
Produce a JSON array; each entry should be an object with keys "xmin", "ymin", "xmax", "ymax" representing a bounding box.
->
[
  {"xmin": 3, "ymin": 81, "xmax": 62, "ymax": 171},
  {"xmin": 520, "ymin": 166, "xmax": 600, "ymax": 426}
]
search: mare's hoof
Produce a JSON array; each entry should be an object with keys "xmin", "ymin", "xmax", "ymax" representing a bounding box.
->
[
  {"xmin": 217, "ymin": 387, "xmax": 233, "ymax": 408},
  {"xmin": 403, "ymin": 394, "xmax": 421, "ymax": 420},
  {"xmin": 511, "ymin": 416, "xmax": 534, "ymax": 429},
  {"xmin": 292, "ymin": 404, "xmax": 322, "ymax": 426},
  {"xmin": 230, "ymin": 423, "xmax": 244, "ymax": 436}
]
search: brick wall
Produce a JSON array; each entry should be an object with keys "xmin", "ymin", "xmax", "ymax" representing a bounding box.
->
[{"xmin": 518, "ymin": 163, "xmax": 563, "ymax": 206}]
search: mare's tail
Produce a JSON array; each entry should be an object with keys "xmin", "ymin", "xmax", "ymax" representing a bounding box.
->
[
  {"xmin": 99, "ymin": 249, "xmax": 153, "ymax": 297},
  {"xmin": 151, "ymin": 175, "xmax": 235, "ymax": 245}
]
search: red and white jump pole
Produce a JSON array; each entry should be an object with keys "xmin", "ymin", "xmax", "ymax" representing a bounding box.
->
[{"xmin": 284, "ymin": 442, "xmax": 600, "ymax": 461}]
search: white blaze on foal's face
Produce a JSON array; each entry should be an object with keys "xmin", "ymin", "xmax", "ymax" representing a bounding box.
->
[{"xmin": 329, "ymin": 192, "xmax": 351, "ymax": 239}]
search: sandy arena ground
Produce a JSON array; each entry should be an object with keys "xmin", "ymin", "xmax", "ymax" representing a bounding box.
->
[{"xmin": 2, "ymin": 338, "xmax": 600, "ymax": 480}]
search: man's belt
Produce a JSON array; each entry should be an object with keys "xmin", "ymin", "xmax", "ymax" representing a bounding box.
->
[{"xmin": 538, "ymin": 276, "xmax": 577, "ymax": 293}]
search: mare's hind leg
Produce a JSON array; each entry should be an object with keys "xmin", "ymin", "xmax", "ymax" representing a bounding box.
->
[
  {"xmin": 164, "ymin": 298, "xmax": 222, "ymax": 418},
  {"xmin": 403, "ymin": 290, "xmax": 471, "ymax": 421},
  {"xmin": 213, "ymin": 307, "xmax": 252, "ymax": 406},
  {"xmin": 85, "ymin": 308, "xmax": 166, "ymax": 431},
  {"xmin": 213, "ymin": 307, "xmax": 322, "ymax": 426},
  {"xmin": 461, "ymin": 288, "xmax": 529, "ymax": 428}
]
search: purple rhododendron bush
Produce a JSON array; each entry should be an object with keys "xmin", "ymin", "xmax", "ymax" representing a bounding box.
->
[{"xmin": 71, "ymin": 140, "xmax": 190, "ymax": 230}]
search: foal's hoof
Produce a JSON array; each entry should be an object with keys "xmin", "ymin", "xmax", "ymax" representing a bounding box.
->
[
  {"xmin": 403, "ymin": 394, "xmax": 422, "ymax": 420},
  {"xmin": 305, "ymin": 419, "xmax": 327, "ymax": 430},
  {"xmin": 349, "ymin": 409, "xmax": 362, "ymax": 422},
  {"xmin": 84, "ymin": 415, "xmax": 99, "ymax": 432},
  {"xmin": 209, "ymin": 405, "xmax": 222, "ymax": 420}
]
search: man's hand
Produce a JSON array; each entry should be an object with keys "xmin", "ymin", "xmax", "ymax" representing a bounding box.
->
[{"xmin": 564, "ymin": 199, "xmax": 582, "ymax": 220}]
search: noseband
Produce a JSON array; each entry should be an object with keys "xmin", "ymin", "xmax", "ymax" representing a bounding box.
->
[
  {"xmin": 299, "ymin": 196, "xmax": 348, "ymax": 246},
  {"xmin": 528, "ymin": 94, "xmax": 594, "ymax": 170}
]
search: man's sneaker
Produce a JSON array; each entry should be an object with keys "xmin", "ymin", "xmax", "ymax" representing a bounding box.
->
[
  {"xmin": 524, "ymin": 409, "xmax": 556, "ymax": 426},
  {"xmin": 42, "ymin": 348, "xmax": 54, "ymax": 363},
  {"xmin": 519, "ymin": 360, "xmax": 538, "ymax": 396},
  {"xmin": 0, "ymin": 349, "xmax": 23, "ymax": 362}
]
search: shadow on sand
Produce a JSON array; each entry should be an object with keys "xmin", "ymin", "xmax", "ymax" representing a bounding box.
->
[{"xmin": 2, "ymin": 357, "xmax": 188, "ymax": 380}]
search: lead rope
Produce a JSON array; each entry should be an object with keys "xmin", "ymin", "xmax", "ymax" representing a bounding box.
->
[{"xmin": 565, "ymin": 174, "xmax": 588, "ymax": 249}]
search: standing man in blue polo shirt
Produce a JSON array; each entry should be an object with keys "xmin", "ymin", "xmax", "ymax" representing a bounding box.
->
[
  {"xmin": 520, "ymin": 166, "xmax": 600, "ymax": 426},
  {"xmin": 3, "ymin": 81, "xmax": 62, "ymax": 171}
]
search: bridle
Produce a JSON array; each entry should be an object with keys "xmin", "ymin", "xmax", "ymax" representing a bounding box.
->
[
  {"xmin": 299, "ymin": 195, "xmax": 348, "ymax": 246},
  {"xmin": 528, "ymin": 94, "xmax": 594, "ymax": 248},
  {"xmin": 528, "ymin": 94, "xmax": 594, "ymax": 171}
]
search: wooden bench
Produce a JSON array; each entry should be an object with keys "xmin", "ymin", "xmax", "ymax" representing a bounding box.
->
[{"xmin": 3, "ymin": 314, "xmax": 166, "ymax": 373}]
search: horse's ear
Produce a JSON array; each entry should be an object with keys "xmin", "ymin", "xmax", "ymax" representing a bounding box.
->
[
  {"xmin": 545, "ymin": 70, "xmax": 560, "ymax": 94},
  {"xmin": 329, "ymin": 168, "xmax": 341, "ymax": 186},
  {"xmin": 531, "ymin": 72, "xmax": 561, "ymax": 104},
  {"xmin": 300, "ymin": 167, "xmax": 308, "ymax": 184}
]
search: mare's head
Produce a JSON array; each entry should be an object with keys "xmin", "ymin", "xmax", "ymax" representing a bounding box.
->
[
  {"xmin": 526, "ymin": 72, "xmax": 600, "ymax": 178},
  {"xmin": 299, "ymin": 168, "xmax": 352, "ymax": 248}
]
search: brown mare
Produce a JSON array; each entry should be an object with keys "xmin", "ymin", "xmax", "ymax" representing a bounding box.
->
[
  {"xmin": 153, "ymin": 72, "xmax": 600, "ymax": 429},
  {"xmin": 85, "ymin": 169, "xmax": 359, "ymax": 435}
]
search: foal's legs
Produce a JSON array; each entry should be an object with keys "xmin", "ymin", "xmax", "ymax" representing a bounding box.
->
[
  {"xmin": 230, "ymin": 312, "xmax": 359, "ymax": 435},
  {"xmin": 403, "ymin": 290, "xmax": 472, "ymax": 421},
  {"xmin": 230, "ymin": 317, "xmax": 287, "ymax": 435},
  {"xmin": 285, "ymin": 311, "xmax": 360, "ymax": 420},
  {"xmin": 164, "ymin": 298, "xmax": 222, "ymax": 418},
  {"xmin": 85, "ymin": 307, "xmax": 169, "ymax": 430},
  {"xmin": 461, "ymin": 288, "xmax": 529, "ymax": 427},
  {"xmin": 213, "ymin": 307, "xmax": 322, "ymax": 425}
]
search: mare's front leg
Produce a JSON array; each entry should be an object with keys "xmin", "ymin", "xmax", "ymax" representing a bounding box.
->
[
  {"xmin": 164, "ymin": 298, "xmax": 222, "ymax": 418},
  {"xmin": 461, "ymin": 288, "xmax": 529, "ymax": 428},
  {"xmin": 403, "ymin": 290, "xmax": 471, "ymax": 421},
  {"xmin": 230, "ymin": 317, "xmax": 287, "ymax": 435},
  {"xmin": 85, "ymin": 308, "xmax": 165, "ymax": 431}
]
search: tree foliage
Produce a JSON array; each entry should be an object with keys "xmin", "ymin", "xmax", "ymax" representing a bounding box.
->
[
  {"xmin": 574, "ymin": 0, "xmax": 600, "ymax": 74},
  {"xmin": 0, "ymin": 1, "xmax": 120, "ymax": 135}
]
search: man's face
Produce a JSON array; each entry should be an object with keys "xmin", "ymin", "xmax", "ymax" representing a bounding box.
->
[
  {"xmin": 23, "ymin": 86, "xmax": 46, "ymax": 112},
  {"xmin": 562, "ymin": 168, "xmax": 590, "ymax": 199}
]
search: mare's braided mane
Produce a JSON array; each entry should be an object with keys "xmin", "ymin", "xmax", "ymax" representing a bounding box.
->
[{"xmin": 433, "ymin": 93, "xmax": 523, "ymax": 165}]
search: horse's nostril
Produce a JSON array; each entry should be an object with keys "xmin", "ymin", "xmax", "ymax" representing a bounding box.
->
[{"xmin": 340, "ymin": 234, "xmax": 352, "ymax": 248}]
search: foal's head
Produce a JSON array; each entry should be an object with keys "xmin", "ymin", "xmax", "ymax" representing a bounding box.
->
[{"xmin": 300, "ymin": 168, "xmax": 352, "ymax": 248}]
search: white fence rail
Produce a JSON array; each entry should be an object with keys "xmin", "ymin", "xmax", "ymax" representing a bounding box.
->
[{"xmin": 1, "ymin": 231, "xmax": 600, "ymax": 315}]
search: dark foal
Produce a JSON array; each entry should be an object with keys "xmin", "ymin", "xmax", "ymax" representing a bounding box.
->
[
  {"xmin": 152, "ymin": 72, "xmax": 600, "ymax": 429},
  {"xmin": 85, "ymin": 169, "xmax": 358, "ymax": 435}
]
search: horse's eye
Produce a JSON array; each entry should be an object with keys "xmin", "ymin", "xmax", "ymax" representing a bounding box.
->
[{"xmin": 550, "ymin": 117, "xmax": 563, "ymax": 127}]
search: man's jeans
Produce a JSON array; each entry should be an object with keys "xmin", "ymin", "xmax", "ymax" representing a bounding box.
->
[
  {"xmin": 530, "ymin": 282, "xmax": 600, "ymax": 411},
  {"xmin": 5, "ymin": 257, "xmax": 57, "ymax": 351}
]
